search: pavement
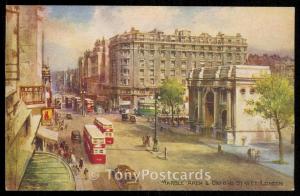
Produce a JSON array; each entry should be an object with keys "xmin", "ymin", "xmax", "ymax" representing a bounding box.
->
[{"xmin": 164, "ymin": 123, "xmax": 294, "ymax": 177}]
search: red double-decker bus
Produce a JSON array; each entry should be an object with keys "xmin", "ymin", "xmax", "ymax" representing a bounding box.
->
[
  {"xmin": 94, "ymin": 117, "xmax": 114, "ymax": 144},
  {"xmin": 83, "ymin": 124, "xmax": 106, "ymax": 164}
]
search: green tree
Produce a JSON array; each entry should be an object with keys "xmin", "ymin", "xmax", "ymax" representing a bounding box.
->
[
  {"xmin": 159, "ymin": 78, "xmax": 185, "ymax": 126},
  {"xmin": 245, "ymin": 74, "xmax": 294, "ymax": 164}
]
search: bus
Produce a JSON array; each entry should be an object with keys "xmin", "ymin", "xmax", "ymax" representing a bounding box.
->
[
  {"xmin": 94, "ymin": 117, "xmax": 114, "ymax": 144},
  {"xmin": 83, "ymin": 124, "xmax": 106, "ymax": 164},
  {"xmin": 85, "ymin": 98, "xmax": 94, "ymax": 113}
]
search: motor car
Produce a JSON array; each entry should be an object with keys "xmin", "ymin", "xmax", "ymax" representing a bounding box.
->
[
  {"xmin": 66, "ymin": 113, "xmax": 73, "ymax": 119},
  {"xmin": 71, "ymin": 130, "xmax": 81, "ymax": 143},
  {"xmin": 112, "ymin": 165, "xmax": 141, "ymax": 190}
]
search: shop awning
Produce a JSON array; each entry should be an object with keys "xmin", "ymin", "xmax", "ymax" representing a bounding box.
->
[{"xmin": 37, "ymin": 127, "xmax": 58, "ymax": 141}]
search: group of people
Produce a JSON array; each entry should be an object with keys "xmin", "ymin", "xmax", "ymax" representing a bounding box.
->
[
  {"xmin": 247, "ymin": 148, "xmax": 261, "ymax": 162},
  {"xmin": 47, "ymin": 140, "xmax": 88, "ymax": 179}
]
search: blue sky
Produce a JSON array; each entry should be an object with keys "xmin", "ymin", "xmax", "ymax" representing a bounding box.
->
[{"xmin": 42, "ymin": 6, "xmax": 294, "ymax": 71}]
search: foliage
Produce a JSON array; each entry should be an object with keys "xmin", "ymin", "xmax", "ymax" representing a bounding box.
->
[
  {"xmin": 159, "ymin": 78, "xmax": 185, "ymax": 125},
  {"xmin": 245, "ymin": 74, "xmax": 294, "ymax": 163}
]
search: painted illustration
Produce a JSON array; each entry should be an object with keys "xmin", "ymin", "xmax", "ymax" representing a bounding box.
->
[{"xmin": 5, "ymin": 5, "xmax": 294, "ymax": 191}]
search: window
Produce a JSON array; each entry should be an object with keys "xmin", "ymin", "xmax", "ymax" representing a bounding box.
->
[
  {"xmin": 150, "ymin": 50, "xmax": 155, "ymax": 56},
  {"xmin": 94, "ymin": 149, "xmax": 104, "ymax": 154},
  {"xmin": 140, "ymin": 59, "xmax": 145, "ymax": 67},
  {"xmin": 139, "ymin": 50, "xmax": 144, "ymax": 56},
  {"xmin": 170, "ymin": 61, "xmax": 175, "ymax": 68},
  {"xmin": 160, "ymin": 51, "xmax": 165, "ymax": 57},
  {"xmin": 182, "ymin": 79, "xmax": 186, "ymax": 85},
  {"xmin": 140, "ymin": 43, "xmax": 144, "ymax": 48},
  {"xmin": 192, "ymin": 61, "xmax": 197, "ymax": 69},
  {"xmin": 192, "ymin": 45, "xmax": 195, "ymax": 50},
  {"xmin": 150, "ymin": 44, "xmax": 154, "ymax": 49},
  {"xmin": 250, "ymin": 88, "xmax": 255, "ymax": 94},
  {"xmin": 192, "ymin": 52, "xmax": 196, "ymax": 58},
  {"xmin": 161, "ymin": 44, "xmax": 165, "ymax": 49},
  {"xmin": 161, "ymin": 60, "xmax": 165, "ymax": 69},
  {"xmin": 171, "ymin": 51, "xmax": 176, "ymax": 58},
  {"xmin": 150, "ymin": 78, "xmax": 155, "ymax": 85},
  {"xmin": 140, "ymin": 78, "xmax": 144, "ymax": 85},
  {"xmin": 181, "ymin": 70, "xmax": 186, "ymax": 77},
  {"xmin": 149, "ymin": 60, "xmax": 154, "ymax": 68},
  {"xmin": 200, "ymin": 52, "xmax": 204, "ymax": 58},
  {"xmin": 150, "ymin": 69, "xmax": 154, "ymax": 76},
  {"xmin": 171, "ymin": 44, "xmax": 175, "ymax": 49},
  {"xmin": 240, "ymin": 88, "xmax": 246, "ymax": 95},
  {"xmin": 140, "ymin": 69, "xmax": 144, "ymax": 76},
  {"xmin": 161, "ymin": 79, "xmax": 165, "ymax": 83},
  {"xmin": 181, "ymin": 61, "xmax": 187, "ymax": 69},
  {"xmin": 182, "ymin": 52, "xmax": 187, "ymax": 58},
  {"xmin": 161, "ymin": 70, "xmax": 165, "ymax": 78},
  {"xmin": 170, "ymin": 70, "xmax": 175, "ymax": 76}
]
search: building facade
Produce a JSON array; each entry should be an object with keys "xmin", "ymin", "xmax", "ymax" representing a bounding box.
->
[
  {"xmin": 78, "ymin": 38, "xmax": 110, "ymax": 110},
  {"xmin": 109, "ymin": 27, "xmax": 248, "ymax": 110},
  {"xmin": 5, "ymin": 5, "xmax": 48, "ymax": 190},
  {"xmin": 187, "ymin": 65, "xmax": 276, "ymax": 145}
]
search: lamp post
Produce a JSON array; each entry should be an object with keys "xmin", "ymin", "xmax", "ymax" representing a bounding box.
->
[
  {"xmin": 81, "ymin": 90, "xmax": 86, "ymax": 116},
  {"xmin": 153, "ymin": 89, "xmax": 160, "ymax": 152}
]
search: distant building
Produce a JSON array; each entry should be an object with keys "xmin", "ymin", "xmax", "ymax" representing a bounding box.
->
[
  {"xmin": 187, "ymin": 65, "xmax": 276, "ymax": 145},
  {"xmin": 108, "ymin": 27, "xmax": 248, "ymax": 110},
  {"xmin": 78, "ymin": 38, "xmax": 110, "ymax": 110}
]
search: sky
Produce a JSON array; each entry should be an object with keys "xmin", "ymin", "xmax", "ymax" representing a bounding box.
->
[{"xmin": 42, "ymin": 6, "xmax": 295, "ymax": 71}]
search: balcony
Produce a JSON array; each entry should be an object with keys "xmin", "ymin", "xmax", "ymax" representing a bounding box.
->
[{"xmin": 20, "ymin": 86, "xmax": 46, "ymax": 107}]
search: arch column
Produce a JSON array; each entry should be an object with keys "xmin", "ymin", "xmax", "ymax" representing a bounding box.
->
[
  {"xmin": 197, "ymin": 87, "xmax": 203, "ymax": 126},
  {"xmin": 213, "ymin": 88, "xmax": 220, "ymax": 128},
  {"xmin": 226, "ymin": 88, "xmax": 232, "ymax": 130}
]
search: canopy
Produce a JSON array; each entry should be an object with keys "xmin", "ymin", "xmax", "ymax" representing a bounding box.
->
[{"xmin": 37, "ymin": 127, "xmax": 58, "ymax": 141}]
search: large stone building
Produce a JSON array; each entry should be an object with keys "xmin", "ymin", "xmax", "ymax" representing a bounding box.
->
[
  {"xmin": 187, "ymin": 65, "xmax": 276, "ymax": 145},
  {"xmin": 78, "ymin": 38, "xmax": 110, "ymax": 109},
  {"xmin": 108, "ymin": 27, "xmax": 248, "ymax": 110},
  {"xmin": 5, "ymin": 5, "xmax": 48, "ymax": 190}
]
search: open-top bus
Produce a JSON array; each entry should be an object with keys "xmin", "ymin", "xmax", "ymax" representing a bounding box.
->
[
  {"xmin": 94, "ymin": 117, "xmax": 114, "ymax": 144},
  {"xmin": 83, "ymin": 124, "xmax": 106, "ymax": 164}
]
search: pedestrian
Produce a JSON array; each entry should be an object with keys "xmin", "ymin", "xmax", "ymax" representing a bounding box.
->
[
  {"xmin": 74, "ymin": 164, "xmax": 80, "ymax": 175},
  {"xmin": 79, "ymin": 157, "xmax": 84, "ymax": 169},
  {"xmin": 64, "ymin": 143, "xmax": 69, "ymax": 152},
  {"xmin": 71, "ymin": 153, "xmax": 76, "ymax": 165},
  {"xmin": 84, "ymin": 168, "xmax": 89, "ymax": 180},
  {"xmin": 218, "ymin": 143, "xmax": 223, "ymax": 154},
  {"xmin": 251, "ymin": 148, "xmax": 256, "ymax": 162},
  {"xmin": 164, "ymin": 147, "xmax": 167, "ymax": 160},
  {"xmin": 247, "ymin": 148, "xmax": 252, "ymax": 161},
  {"xmin": 54, "ymin": 142, "xmax": 58, "ymax": 153},
  {"xmin": 49, "ymin": 143, "xmax": 53, "ymax": 153},
  {"xmin": 255, "ymin": 150, "xmax": 261, "ymax": 162}
]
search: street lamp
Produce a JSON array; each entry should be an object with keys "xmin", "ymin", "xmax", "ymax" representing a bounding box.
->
[
  {"xmin": 153, "ymin": 89, "xmax": 160, "ymax": 152},
  {"xmin": 81, "ymin": 90, "xmax": 86, "ymax": 116}
]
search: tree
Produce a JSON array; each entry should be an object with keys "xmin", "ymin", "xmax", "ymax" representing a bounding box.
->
[
  {"xmin": 245, "ymin": 74, "xmax": 294, "ymax": 164},
  {"xmin": 159, "ymin": 78, "xmax": 185, "ymax": 126}
]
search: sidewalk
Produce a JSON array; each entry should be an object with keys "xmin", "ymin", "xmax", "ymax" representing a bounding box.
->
[
  {"xmin": 199, "ymin": 138, "xmax": 294, "ymax": 177},
  {"xmin": 157, "ymin": 122, "xmax": 294, "ymax": 177}
]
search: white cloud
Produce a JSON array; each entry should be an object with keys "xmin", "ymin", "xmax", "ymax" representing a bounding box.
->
[{"xmin": 44, "ymin": 6, "xmax": 295, "ymax": 71}]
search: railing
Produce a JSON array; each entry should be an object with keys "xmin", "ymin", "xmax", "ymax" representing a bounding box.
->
[{"xmin": 20, "ymin": 86, "xmax": 45, "ymax": 105}]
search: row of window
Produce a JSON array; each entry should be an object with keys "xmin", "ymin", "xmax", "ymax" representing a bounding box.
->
[
  {"xmin": 240, "ymin": 88, "xmax": 255, "ymax": 95},
  {"xmin": 136, "ymin": 50, "xmax": 245, "ymax": 57}
]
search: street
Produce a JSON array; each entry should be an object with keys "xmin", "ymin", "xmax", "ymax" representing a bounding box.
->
[{"xmin": 58, "ymin": 108, "xmax": 294, "ymax": 191}]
